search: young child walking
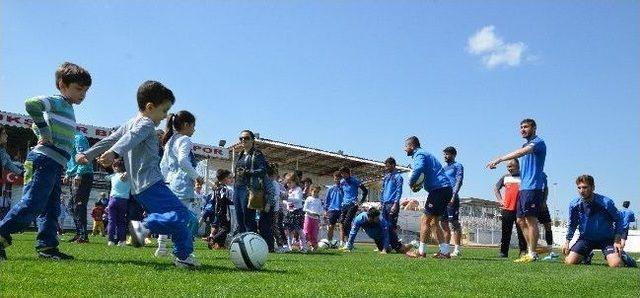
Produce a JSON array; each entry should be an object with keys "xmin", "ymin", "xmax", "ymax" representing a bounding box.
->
[
  {"xmin": 155, "ymin": 110, "xmax": 203, "ymax": 257},
  {"xmin": 78, "ymin": 81, "xmax": 198, "ymax": 268},
  {"xmin": 203, "ymin": 169, "xmax": 233, "ymax": 249},
  {"xmin": 303, "ymin": 185, "xmax": 324, "ymax": 251},
  {"xmin": 106, "ymin": 159, "xmax": 130, "ymax": 246},
  {"xmin": 283, "ymin": 174, "xmax": 307, "ymax": 253},
  {"xmin": 91, "ymin": 202, "xmax": 106, "ymax": 236},
  {"xmin": 0, "ymin": 62, "xmax": 91, "ymax": 261}
]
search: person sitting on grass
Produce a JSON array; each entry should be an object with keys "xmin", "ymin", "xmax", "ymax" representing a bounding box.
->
[
  {"xmin": 340, "ymin": 208, "xmax": 409, "ymax": 254},
  {"xmin": 563, "ymin": 175, "xmax": 628, "ymax": 268}
]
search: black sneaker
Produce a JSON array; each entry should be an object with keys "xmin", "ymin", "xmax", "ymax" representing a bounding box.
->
[
  {"xmin": 498, "ymin": 252, "xmax": 508, "ymax": 258},
  {"xmin": 0, "ymin": 246, "xmax": 6, "ymax": 261},
  {"xmin": 37, "ymin": 248, "xmax": 75, "ymax": 260}
]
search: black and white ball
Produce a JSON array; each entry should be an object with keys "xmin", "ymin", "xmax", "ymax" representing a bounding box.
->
[
  {"xmin": 329, "ymin": 239, "xmax": 339, "ymax": 249},
  {"xmin": 229, "ymin": 232, "xmax": 268, "ymax": 270},
  {"xmin": 318, "ymin": 239, "xmax": 331, "ymax": 250}
]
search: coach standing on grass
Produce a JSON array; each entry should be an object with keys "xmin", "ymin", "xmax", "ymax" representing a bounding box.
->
[{"xmin": 488, "ymin": 118, "xmax": 546, "ymax": 263}]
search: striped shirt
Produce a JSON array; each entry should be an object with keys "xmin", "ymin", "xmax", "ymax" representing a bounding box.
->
[{"xmin": 25, "ymin": 95, "xmax": 76, "ymax": 166}]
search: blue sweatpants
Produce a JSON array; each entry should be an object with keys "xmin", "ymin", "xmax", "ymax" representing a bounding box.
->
[
  {"xmin": 134, "ymin": 181, "xmax": 193, "ymax": 259},
  {"xmin": 233, "ymin": 185, "xmax": 274, "ymax": 251},
  {"xmin": 0, "ymin": 152, "xmax": 63, "ymax": 250}
]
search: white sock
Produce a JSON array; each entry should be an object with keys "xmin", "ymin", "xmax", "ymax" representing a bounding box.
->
[
  {"xmin": 454, "ymin": 245, "xmax": 460, "ymax": 252},
  {"xmin": 157, "ymin": 235, "xmax": 167, "ymax": 249},
  {"xmin": 418, "ymin": 242, "xmax": 426, "ymax": 255},
  {"xmin": 439, "ymin": 243, "xmax": 450, "ymax": 254}
]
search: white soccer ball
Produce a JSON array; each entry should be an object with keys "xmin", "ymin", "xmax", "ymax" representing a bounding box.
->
[
  {"xmin": 411, "ymin": 172, "xmax": 425, "ymax": 192},
  {"xmin": 318, "ymin": 239, "xmax": 331, "ymax": 250},
  {"xmin": 329, "ymin": 239, "xmax": 339, "ymax": 249},
  {"xmin": 229, "ymin": 232, "xmax": 268, "ymax": 270}
]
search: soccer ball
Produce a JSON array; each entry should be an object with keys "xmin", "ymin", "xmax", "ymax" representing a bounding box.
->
[
  {"xmin": 229, "ymin": 232, "xmax": 268, "ymax": 270},
  {"xmin": 410, "ymin": 172, "xmax": 425, "ymax": 192},
  {"xmin": 329, "ymin": 239, "xmax": 339, "ymax": 249},
  {"xmin": 318, "ymin": 239, "xmax": 331, "ymax": 250}
]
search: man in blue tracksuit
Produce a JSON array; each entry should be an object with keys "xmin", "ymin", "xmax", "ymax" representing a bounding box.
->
[
  {"xmin": 563, "ymin": 175, "xmax": 625, "ymax": 268},
  {"xmin": 324, "ymin": 171, "xmax": 343, "ymax": 243},
  {"xmin": 64, "ymin": 133, "xmax": 94, "ymax": 243},
  {"xmin": 619, "ymin": 201, "xmax": 635, "ymax": 239},
  {"xmin": 441, "ymin": 146, "xmax": 464, "ymax": 257},
  {"xmin": 342, "ymin": 208, "xmax": 404, "ymax": 253},
  {"xmin": 380, "ymin": 157, "xmax": 404, "ymax": 253},
  {"xmin": 404, "ymin": 136, "xmax": 453, "ymax": 259},
  {"xmin": 338, "ymin": 167, "xmax": 368, "ymax": 248}
]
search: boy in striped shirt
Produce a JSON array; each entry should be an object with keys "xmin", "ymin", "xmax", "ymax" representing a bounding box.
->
[{"xmin": 0, "ymin": 62, "xmax": 91, "ymax": 261}]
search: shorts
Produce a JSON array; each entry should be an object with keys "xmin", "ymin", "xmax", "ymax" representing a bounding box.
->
[
  {"xmin": 538, "ymin": 204, "xmax": 551, "ymax": 224},
  {"xmin": 339, "ymin": 203, "xmax": 358, "ymax": 226},
  {"xmin": 517, "ymin": 189, "xmax": 543, "ymax": 218},
  {"xmin": 327, "ymin": 210, "xmax": 341, "ymax": 225},
  {"xmin": 423, "ymin": 187, "xmax": 452, "ymax": 217},
  {"xmin": 570, "ymin": 237, "xmax": 616, "ymax": 258},
  {"xmin": 440, "ymin": 194, "xmax": 460, "ymax": 222}
]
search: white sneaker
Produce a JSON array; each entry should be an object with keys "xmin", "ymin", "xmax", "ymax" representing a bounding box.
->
[
  {"xmin": 128, "ymin": 221, "xmax": 149, "ymax": 248},
  {"xmin": 451, "ymin": 250, "xmax": 461, "ymax": 257},
  {"xmin": 117, "ymin": 241, "xmax": 126, "ymax": 247},
  {"xmin": 107, "ymin": 241, "xmax": 115, "ymax": 246},
  {"xmin": 155, "ymin": 247, "xmax": 169, "ymax": 258},
  {"xmin": 174, "ymin": 255, "xmax": 199, "ymax": 269}
]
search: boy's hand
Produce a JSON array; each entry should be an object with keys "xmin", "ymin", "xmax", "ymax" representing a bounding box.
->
[
  {"xmin": 76, "ymin": 153, "xmax": 89, "ymax": 165},
  {"xmin": 98, "ymin": 151, "xmax": 116, "ymax": 167}
]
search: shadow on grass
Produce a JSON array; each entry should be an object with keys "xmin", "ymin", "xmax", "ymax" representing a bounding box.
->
[
  {"xmin": 6, "ymin": 256, "xmax": 289, "ymax": 274},
  {"xmin": 458, "ymin": 257, "xmax": 514, "ymax": 262}
]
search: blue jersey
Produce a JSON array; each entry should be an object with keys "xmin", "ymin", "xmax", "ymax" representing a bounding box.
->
[
  {"xmin": 566, "ymin": 193, "xmax": 624, "ymax": 242},
  {"xmin": 619, "ymin": 208, "xmax": 636, "ymax": 232},
  {"xmin": 324, "ymin": 185, "xmax": 343, "ymax": 211},
  {"xmin": 346, "ymin": 212, "xmax": 390, "ymax": 250},
  {"xmin": 381, "ymin": 170, "xmax": 403, "ymax": 204},
  {"xmin": 520, "ymin": 136, "xmax": 546, "ymax": 190},
  {"xmin": 340, "ymin": 176, "xmax": 362, "ymax": 205},
  {"xmin": 408, "ymin": 148, "xmax": 450, "ymax": 192},
  {"xmin": 443, "ymin": 161, "xmax": 463, "ymax": 196}
]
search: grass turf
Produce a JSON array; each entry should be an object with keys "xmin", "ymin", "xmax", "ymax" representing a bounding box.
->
[{"xmin": 1, "ymin": 232, "xmax": 639, "ymax": 297}]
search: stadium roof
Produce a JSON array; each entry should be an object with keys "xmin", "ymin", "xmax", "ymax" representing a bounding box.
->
[{"xmin": 229, "ymin": 137, "xmax": 410, "ymax": 183}]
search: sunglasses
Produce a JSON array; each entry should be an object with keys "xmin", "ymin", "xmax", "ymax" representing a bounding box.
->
[{"xmin": 239, "ymin": 136, "xmax": 252, "ymax": 141}]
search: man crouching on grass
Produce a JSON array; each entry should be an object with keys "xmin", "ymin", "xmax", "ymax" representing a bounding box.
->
[{"xmin": 563, "ymin": 175, "xmax": 630, "ymax": 268}]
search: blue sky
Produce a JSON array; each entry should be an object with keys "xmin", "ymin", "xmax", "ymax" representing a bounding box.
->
[{"xmin": 1, "ymin": 1, "xmax": 638, "ymax": 218}]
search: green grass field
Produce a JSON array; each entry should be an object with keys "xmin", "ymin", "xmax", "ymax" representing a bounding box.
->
[{"xmin": 1, "ymin": 232, "xmax": 639, "ymax": 297}]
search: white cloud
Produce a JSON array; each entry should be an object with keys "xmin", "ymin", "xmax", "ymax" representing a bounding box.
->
[{"xmin": 467, "ymin": 26, "xmax": 529, "ymax": 69}]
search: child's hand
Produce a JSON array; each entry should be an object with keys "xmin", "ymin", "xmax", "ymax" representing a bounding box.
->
[
  {"xmin": 38, "ymin": 135, "xmax": 53, "ymax": 146},
  {"xmin": 75, "ymin": 153, "xmax": 89, "ymax": 165},
  {"xmin": 98, "ymin": 151, "xmax": 116, "ymax": 167},
  {"xmin": 196, "ymin": 176, "xmax": 204, "ymax": 185}
]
